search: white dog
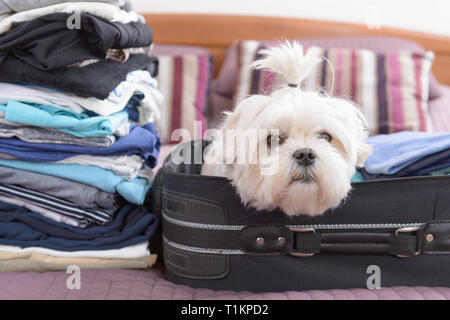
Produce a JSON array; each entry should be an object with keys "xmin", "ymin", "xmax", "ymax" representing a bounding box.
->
[{"xmin": 202, "ymin": 41, "xmax": 372, "ymax": 216}]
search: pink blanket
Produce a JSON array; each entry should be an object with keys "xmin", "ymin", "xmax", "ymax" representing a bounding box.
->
[{"xmin": 1, "ymin": 269, "xmax": 449, "ymax": 300}]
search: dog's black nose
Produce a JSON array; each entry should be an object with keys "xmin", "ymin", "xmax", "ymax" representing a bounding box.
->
[{"xmin": 293, "ymin": 148, "xmax": 317, "ymax": 166}]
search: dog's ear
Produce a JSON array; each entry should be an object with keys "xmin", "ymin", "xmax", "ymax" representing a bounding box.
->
[
  {"xmin": 329, "ymin": 98, "xmax": 372, "ymax": 167},
  {"xmin": 351, "ymin": 107, "xmax": 372, "ymax": 167},
  {"xmin": 356, "ymin": 142, "xmax": 372, "ymax": 167},
  {"xmin": 332, "ymin": 98, "xmax": 372, "ymax": 167},
  {"xmin": 222, "ymin": 95, "xmax": 271, "ymax": 130},
  {"xmin": 217, "ymin": 95, "xmax": 271, "ymax": 165}
]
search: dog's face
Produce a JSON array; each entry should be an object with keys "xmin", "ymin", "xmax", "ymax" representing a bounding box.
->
[{"xmin": 218, "ymin": 88, "xmax": 372, "ymax": 216}]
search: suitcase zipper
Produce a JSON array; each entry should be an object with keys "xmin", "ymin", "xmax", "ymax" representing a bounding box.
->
[
  {"xmin": 163, "ymin": 235, "xmax": 245, "ymax": 255},
  {"xmin": 163, "ymin": 212, "xmax": 425, "ymax": 232},
  {"xmin": 288, "ymin": 222, "xmax": 425, "ymax": 231}
]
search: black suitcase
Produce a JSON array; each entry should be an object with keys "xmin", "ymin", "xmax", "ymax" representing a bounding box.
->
[{"xmin": 151, "ymin": 140, "xmax": 450, "ymax": 292}]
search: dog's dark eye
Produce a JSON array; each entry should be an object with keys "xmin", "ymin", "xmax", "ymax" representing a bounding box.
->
[
  {"xmin": 267, "ymin": 134, "xmax": 286, "ymax": 147},
  {"xmin": 319, "ymin": 132, "xmax": 332, "ymax": 142}
]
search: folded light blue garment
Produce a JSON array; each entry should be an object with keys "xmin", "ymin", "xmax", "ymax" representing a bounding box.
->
[
  {"xmin": 0, "ymin": 100, "xmax": 128, "ymax": 137},
  {"xmin": 0, "ymin": 159, "xmax": 151, "ymax": 205},
  {"xmin": 365, "ymin": 131, "xmax": 450, "ymax": 175}
]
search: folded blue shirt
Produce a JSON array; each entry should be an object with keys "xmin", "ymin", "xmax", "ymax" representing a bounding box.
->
[
  {"xmin": 365, "ymin": 131, "xmax": 450, "ymax": 175},
  {"xmin": 0, "ymin": 202, "xmax": 145, "ymax": 239},
  {"xmin": 0, "ymin": 100, "xmax": 128, "ymax": 137},
  {"xmin": 0, "ymin": 159, "xmax": 151, "ymax": 205},
  {"xmin": 0, "ymin": 123, "xmax": 160, "ymax": 168},
  {"xmin": 0, "ymin": 201, "xmax": 158, "ymax": 251}
]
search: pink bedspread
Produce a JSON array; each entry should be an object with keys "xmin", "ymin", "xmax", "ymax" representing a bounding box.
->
[{"xmin": 1, "ymin": 269, "xmax": 449, "ymax": 300}]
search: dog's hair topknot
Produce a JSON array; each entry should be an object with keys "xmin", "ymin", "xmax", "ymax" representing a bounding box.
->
[{"xmin": 251, "ymin": 41, "xmax": 322, "ymax": 87}]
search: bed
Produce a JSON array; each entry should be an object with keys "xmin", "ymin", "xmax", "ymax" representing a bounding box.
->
[{"xmin": 2, "ymin": 14, "xmax": 450, "ymax": 300}]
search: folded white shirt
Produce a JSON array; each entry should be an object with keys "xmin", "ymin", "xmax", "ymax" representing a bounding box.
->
[
  {"xmin": 0, "ymin": 241, "xmax": 151, "ymax": 259},
  {"xmin": 0, "ymin": 1, "xmax": 145, "ymax": 35}
]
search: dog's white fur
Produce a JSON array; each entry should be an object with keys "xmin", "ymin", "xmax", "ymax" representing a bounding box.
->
[{"xmin": 202, "ymin": 41, "xmax": 372, "ymax": 216}]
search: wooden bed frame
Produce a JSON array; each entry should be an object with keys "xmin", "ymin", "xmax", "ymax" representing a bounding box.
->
[{"xmin": 144, "ymin": 14, "xmax": 450, "ymax": 86}]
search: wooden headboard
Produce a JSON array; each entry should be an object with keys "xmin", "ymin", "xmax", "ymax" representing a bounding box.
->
[{"xmin": 144, "ymin": 14, "xmax": 450, "ymax": 86}]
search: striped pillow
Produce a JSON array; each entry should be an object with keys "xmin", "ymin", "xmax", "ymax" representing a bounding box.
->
[
  {"xmin": 155, "ymin": 53, "xmax": 212, "ymax": 144},
  {"xmin": 235, "ymin": 41, "xmax": 435, "ymax": 135}
]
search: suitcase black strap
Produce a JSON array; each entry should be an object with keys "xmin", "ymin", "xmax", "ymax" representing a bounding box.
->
[
  {"xmin": 163, "ymin": 214, "xmax": 450, "ymax": 258},
  {"xmin": 240, "ymin": 222, "xmax": 450, "ymax": 258}
]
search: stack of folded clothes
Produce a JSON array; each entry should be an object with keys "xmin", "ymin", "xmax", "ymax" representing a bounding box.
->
[
  {"xmin": 354, "ymin": 131, "xmax": 450, "ymax": 181},
  {"xmin": 0, "ymin": 0, "xmax": 163, "ymax": 272}
]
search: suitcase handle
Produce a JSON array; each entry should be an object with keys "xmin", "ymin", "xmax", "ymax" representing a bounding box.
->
[
  {"xmin": 290, "ymin": 227, "xmax": 419, "ymax": 258},
  {"xmin": 240, "ymin": 224, "xmax": 421, "ymax": 257},
  {"xmin": 288, "ymin": 221, "xmax": 450, "ymax": 258}
]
